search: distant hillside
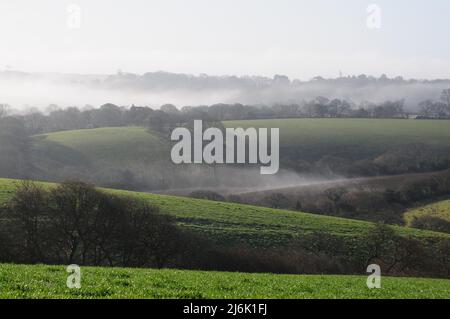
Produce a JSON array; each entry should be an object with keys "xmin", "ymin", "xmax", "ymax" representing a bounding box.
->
[
  {"xmin": 224, "ymin": 118, "xmax": 450, "ymax": 161},
  {"xmin": 34, "ymin": 119, "xmax": 450, "ymax": 166},
  {"xmin": 405, "ymin": 199, "xmax": 450, "ymax": 233},
  {"xmin": 33, "ymin": 126, "xmax": 167, "ymax": 166},
  {"xmin": 27, "ymin": 119, "xmax": 450, "ymax": 191},
  {"xmin": 30, "ymin": 127, "xmax": 171, "ymax": 189}
]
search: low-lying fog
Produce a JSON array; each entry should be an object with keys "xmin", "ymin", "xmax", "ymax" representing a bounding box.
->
[
  {"xmin": 149, "ymin": 165, "xmax": 340, "ymax": 196},
  {"xmin": 1, "ymin": 71, "xmax": 449, "ymax": 111}
]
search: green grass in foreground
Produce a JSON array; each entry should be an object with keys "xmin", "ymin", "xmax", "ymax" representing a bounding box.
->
[
  {"xmin": 0, "ymin": 264, "xmax": 449, "ymax": 299},
  {"xmin": 0, "ymin": 178, "xmax": 448, "ymax": 249}
]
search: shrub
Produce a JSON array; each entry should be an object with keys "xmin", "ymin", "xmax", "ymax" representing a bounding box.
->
[
  {"xmin": 1, "ymin": 181, "xmax": 184, "ymax": 268},
  {"xmin": 410, "ymin": 216, "xmax": 450, "ymax": 233},
  {"xmin": 262, "ymin": 193, "xmax": 292, "ymax": 209},
  {"xmin": 190, "ymin": 190, "xmax": 226, "ymax": 202}
]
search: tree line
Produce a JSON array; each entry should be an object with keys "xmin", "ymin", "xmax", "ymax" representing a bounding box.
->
[
  {"xmin": 417, "ymin": 89, "xmax": 450, "ymax": 119},
  {"xmin": 0, "ymin": 181, "xmax": 185, "ymax": 267},
  {"xmin": 0, "ymin": 89, "xmax": 447, "ymax": 137}
]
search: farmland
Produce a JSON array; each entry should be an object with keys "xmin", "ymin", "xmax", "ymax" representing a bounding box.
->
[
  {"xmin": 32, "ymin": 119, "xmax": 450, "ymax": 166},
  {"xmin": 26, "ymin": 119, "xmax": 450, "ymax": 192},
  {"xmin": 224, "ymin": 118, "xmax": 450, "ymax": 161},
  {"xmin": 0, "ymin": 178, "xmax": 448, "ymax": 249},
  {"xmin": 1, "ymin": 263, "xmax": 449, "ymax": 299},
  {"xmin": 32, "ymin": 126, "xmax": 168, "ymax": 166},
  {"xmin": 1, "ymin": 119, "xmax": 450, "ymax": 299}
]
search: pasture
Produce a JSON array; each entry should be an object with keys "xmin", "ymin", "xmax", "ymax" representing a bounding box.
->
[
  {"xmin": 0, "ymin": 178, "xmax": 447, "ymax": 249},
  {"xmin": 32, "ymin": 126, "xmax": 168, "ymax": 166},
  {"xmin": 1, "ymin": 264, "xmax": 449, "ymax": 299},
  {"xmin": 32, "ymin": 119, "xmax": 450, "ymax": 167},
  {"xmin": 224, "ymin": 118, "xmax": 450, "ymax": 161}
]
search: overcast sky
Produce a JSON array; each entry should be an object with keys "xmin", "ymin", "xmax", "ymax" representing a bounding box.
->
[{"xmin": 0, "ymin": 0, "xmax": 449, "ymax": 80}]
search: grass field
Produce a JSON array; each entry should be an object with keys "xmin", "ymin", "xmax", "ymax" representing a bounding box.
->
[
  {"xmin": 32, "ymin": 126, "xmax": 168, "ymax": 166},
  {"xmin": 224, "ymin": 118, "xmax": 450, "ymax": 160},
  {"xmin": 0, "ymin": 178, "xmax": 447, "ymax": 248},
  {"xmin": 1, "ymin": 264, "xmax": 449, "ymax": 299},
  {"xmin": 32, "ymin": 119, "xmax": 450, "ymax": 168},
  {"xmin": 3, "ymin": 120, "xmax": 450, "ymax": 299},
  {"xmin": 405, "ymin": 199, "xmax": 450, "ymax": 226}
]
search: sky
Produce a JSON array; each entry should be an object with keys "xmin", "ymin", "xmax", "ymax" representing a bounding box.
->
[{"xmin": 0, "ymin": 0, "xmax": 449, "ymax": 80}]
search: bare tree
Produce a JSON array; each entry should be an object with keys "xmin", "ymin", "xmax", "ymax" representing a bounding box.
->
[
  {"xmin": 0, "ymin": 104, "xmax": 10, "ymax": 118},
  {"xmin": 440, "ymin": 89, "xmax": 450, "ymax": 109},
  {"xmin": 7, "ymin": 181, "xmax": 48, "ymax": 263},
  {"xmin": 418, "ymin": 99, "xmax": 434, "ymax": 117}
]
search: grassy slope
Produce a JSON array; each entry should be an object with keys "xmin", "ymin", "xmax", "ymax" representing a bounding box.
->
[
  {"xmin": 405, "ymin": 199, "xmax": 450, "ymax": 225},
  {"xmin": 0, "ymin": 178, "xmax": 447, "ymax": 249},
  {"xmin": 32, "ymin": 126, "xmax": 168, "ymax": 166},
  {"xmin": 1, "ymin": 264, "xmax": 449, "ymax": 299},
  {"xmin": 33, "ymin": 119, "xmax": 450, "ymax": 167},
  {"xmin": 224, "ymin": 118, "xmax": 450, "ymax": 160}
]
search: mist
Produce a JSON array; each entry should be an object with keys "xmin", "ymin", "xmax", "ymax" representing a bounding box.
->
[
  {"xmin": 1, "ymin": 71, "xmax": 449, "ymax": 111},
  {"xmin": 0, "ymin": 72, "xmax": 239, "ymax": 110}
]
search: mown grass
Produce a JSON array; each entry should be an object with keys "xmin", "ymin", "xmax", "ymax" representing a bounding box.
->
[
  {"xmin": 405, "ymin": 199, "xmax": 450, "ymax": 225},
  {"xmin": 0, "ymin": 264, "xmax": 448, "ymax": 299},
  {"xmin": 0, "ymin": 178, "xmax": 448, "ymax": 249}
]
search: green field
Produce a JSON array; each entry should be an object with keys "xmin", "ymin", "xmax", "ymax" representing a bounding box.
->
[
  {"xmin": 3, "ymin": 120, "xmax": 450, "ymax": 299},
  {"xmin": 405, "ymin": 199, "xmax": 450, "ymax": 225},
  {"xmin": 32, "ymin": 126, "xmax": 168, "ymax": 166},
  {"xmin": 32, "ymin": 119, "xmax": 450, "ymax": 168},
  {"xmin": 224, "ymin": 118, "xmax": 450, "ymax": 160},
  {"xmin": 0, "ymin": 178, "xmax": 447, "ymax": 248},
  {"xmin": 0, "ymin": 264, "xmax": 449, "ymax": 299}
]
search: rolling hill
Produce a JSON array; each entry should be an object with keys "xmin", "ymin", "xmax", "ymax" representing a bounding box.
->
[
  {"xmin": 1, "ymin": 177, "xmax": 449, "ymax": 299},
  {"xmin": 223, "ymin": 118, "xmax": 450, "ymax": 161},
  {"xmin": 27, "ymin": 118, "xmax": 450, "ymax": 191},
  {"xmin": 0, "ymin": 178, "xmax": 448, "ymax": 249},
  {"xmin": 405, "ymin": 199, "xmax": 450, "ymax": 225},
  {"xmin": 30, "ymin": 126, "xmax": 171, "ymax": 189},
  {"xmin": 32, "ymin": 119, "xmax": 450, "ymax": 167},
  {"xmin": 32, "ymin": 126, "xmax": 168, "ymax": 167}
]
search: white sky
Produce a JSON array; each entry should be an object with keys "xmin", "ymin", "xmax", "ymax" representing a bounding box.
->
[{"xmin": 0, "ymin": 0, "xmax": 449, "ymax": 80}]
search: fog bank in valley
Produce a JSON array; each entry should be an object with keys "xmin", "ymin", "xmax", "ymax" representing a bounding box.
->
[{"xmin": 1, "ymin": 71, "xmax": 449, "ymax": 112}]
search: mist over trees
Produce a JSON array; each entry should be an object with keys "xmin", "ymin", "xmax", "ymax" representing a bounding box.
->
[
  {"xmin": 0, "ymin": 104, "xmax": 11, "ymax": 118},
  {"xmin": 2, "ymin": 70, "xmax": 450, "ymax": 110},
  {"xmin": 5, "ymin": 88, "xmax": 448, "ymax": 136},
  {"xmin": 1, "ymin": 79, "xmax": 450, "ymax": 194},
  {"xmin": 0, "ymin": 87, "xmax": 448, "ymax": 192},
  {"xmin": 417, "ymin": 89, "xmax": 450, "ymax": 119}
]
